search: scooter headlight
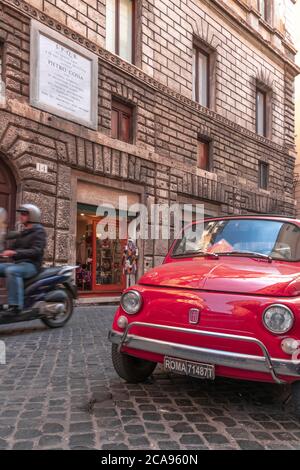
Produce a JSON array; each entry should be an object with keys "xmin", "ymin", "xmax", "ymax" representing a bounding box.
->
[
  {"xmin": 263, "ymin": 305, "xmax": 294, "ymax": 334},
  {"xmin": 121, "ymin": 290, "xmax": 142, "ymax": 315}
]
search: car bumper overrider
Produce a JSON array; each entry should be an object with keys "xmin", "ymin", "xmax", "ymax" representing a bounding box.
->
[{"xmin": 109, "ymin": 322, "xmax": 300, "ymax": 384}]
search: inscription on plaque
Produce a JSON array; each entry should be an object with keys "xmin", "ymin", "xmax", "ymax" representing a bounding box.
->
[
  {"xmin": 30, "ymin": 21, "xmax": 98, "ymax": 129},
  {"xmin": 39, "ymin": 35, "xmax": 92, "ymax": 120}
]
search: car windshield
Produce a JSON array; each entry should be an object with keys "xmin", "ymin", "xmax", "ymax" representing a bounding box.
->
[{"xmin": 172, "ymin": 219, "xmax": 300, "ymax": 261}]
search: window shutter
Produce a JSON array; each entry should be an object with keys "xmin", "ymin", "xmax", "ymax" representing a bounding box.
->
[
  {"xmin": 111, "ymin": 99, "xmax": 133, "ymax": 143},
  {"xmin": 121, "ymin": 112, "xmax": 131, "ymax": 143},
  {"xmin": 198, "ymin": 141, "xmax": 209, "ymax": 170},
  {"xmin": 111, "ymin": 108, "xmax": 119, "ymax": 139}
]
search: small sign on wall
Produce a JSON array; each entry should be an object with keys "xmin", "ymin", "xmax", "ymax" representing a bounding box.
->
[{"xmin": 36, "ymin": 163, "xmax": 48, "ymax": 174}]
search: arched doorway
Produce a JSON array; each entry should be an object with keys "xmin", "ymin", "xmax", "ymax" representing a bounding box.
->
[
  {"xmin": 0, "ymin": 157, "xmax": 16, "ymax": 229},
  {"xmin": 0, "ymin": 157, "xmax": 16, "ymax": 302}
]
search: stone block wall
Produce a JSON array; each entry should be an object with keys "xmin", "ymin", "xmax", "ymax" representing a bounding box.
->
[
  {"xmin": 0, "ymin": 0, "xmax": 298, "ymax": 268},
  {"xmin": 19, "ymin": 0, "xmax": 298, "ymax": 147},
  {"xmin": 25, "ymin": 0, "xmax": 106, "ymax": 45},
  {"xmin": 141, "ymin": 0, "xmax": 298, "ymax": 147}
]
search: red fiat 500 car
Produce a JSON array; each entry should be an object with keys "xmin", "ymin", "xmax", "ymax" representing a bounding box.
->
[{"xmin": 109, "ymin": 216, "xmax": 300, "ymax": 416}]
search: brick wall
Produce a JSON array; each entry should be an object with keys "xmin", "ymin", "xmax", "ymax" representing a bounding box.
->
[
  {"xmin": 26, "ymin": 0, "xmax": 106, "ymax": 45},
  {"xmin": 141, "ymin": 0, "xmax": 297, "ymax": 147},
  {"xmin": 16, "ymin": 1, "xmax": 298, "ymax": 149},
  {"xmin": 0, "ymin": 3, "xmax": 295, "ymax": 191},
  {"xmin": 295, "ymin": 164, "xmax": 300, "ymax": 215}
]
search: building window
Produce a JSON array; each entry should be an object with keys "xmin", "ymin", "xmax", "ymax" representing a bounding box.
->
[
  {"xmin": 193, "ymin": 46, "xmax": 209, "ymax": 107},
  {"xmin": 111, "ymin": 99, "xmax": 133, "ymax": 143},
  {"xmin": 197, "ymin": 138, "xmax": 211, "ymax": 171},
  {"xmin": 106, "ymin": 0, "xmax": 135, "ymax": 64},
  {"xmin": 259, "ymin": 161, "xmax": 269, "ymax": 189},
  {"xmin": 256, "ymin": 88, "xmax": 267, "ymax": 136},
  {"xmin": 257, "ymin": 0, "xmax": 267, "ymax": 20},
  {"xmin": 256, "ymin": 82, "xmax": 272, "ymax": 139},
  {"xmin": 257, "ymin": 0, "xmax": 273, "ymax": 23}
]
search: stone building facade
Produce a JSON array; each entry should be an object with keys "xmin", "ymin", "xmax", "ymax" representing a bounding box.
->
[
  {"xmin": 294, "ymin": 2, "xmax": 300, "ymax": 219},
  {"xmin": 0, "ymin": 0, "xmax": 299, "ymax": 297},
  {"xmin": 295, "ymin": 108, "xmax": 300, "ymax": 217},
  {"xmin": 296, "ymin": 165, "xmax": 300, "ymax": 216},
  {"xmin": 293, "ymin": 0, "xmax": 300, "ymax": 217}
]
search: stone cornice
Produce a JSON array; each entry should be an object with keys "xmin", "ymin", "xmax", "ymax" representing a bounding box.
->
[
  {"xmin": 2, "ymin": 100, "xmax": 196, "ymax": 174},
  {"xmin": 209, "ymin": 0, "xmax": 300, "ymax": 76},
  {"xmin": 282, "ymin": 37, "xmax": 298, "ymax": 55},
  {"xmin": 2, "ymin": 99, "xmax": 292, "ymax": 200},
  {"xmin": 0, "ymin": 0, "xmax": 295, "ymax": 155}
]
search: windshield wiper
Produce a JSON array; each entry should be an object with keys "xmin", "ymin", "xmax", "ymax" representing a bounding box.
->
[
  {"xmin": 217, "ymin": 251, "xmax": 273, "ymax": 263},
  {"xmin": 174, "ymin": 250, "xmax": 219, "ymax": 259}
]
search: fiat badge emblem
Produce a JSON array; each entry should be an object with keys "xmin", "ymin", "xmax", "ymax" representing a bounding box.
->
[{"xmin": 189, "ymin": 308, "xmax": 200, "ymax": 325}]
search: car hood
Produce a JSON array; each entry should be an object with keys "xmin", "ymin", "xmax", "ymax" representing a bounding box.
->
[{"xmin": 138, "ymin": 258, "xmax": 300, "ymax": 296}]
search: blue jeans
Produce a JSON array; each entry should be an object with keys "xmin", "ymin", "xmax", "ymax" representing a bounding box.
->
[{"xmin": 0, "ymin": 262, "xmax": 37, "ymax": 309}]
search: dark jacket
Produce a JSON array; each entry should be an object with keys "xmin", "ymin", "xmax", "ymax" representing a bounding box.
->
[{"xmin": 10, "ymin": 224, "xmax": 47, "ymax": 271}]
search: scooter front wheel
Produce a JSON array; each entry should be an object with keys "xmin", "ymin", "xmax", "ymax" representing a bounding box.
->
[{"xmin": 41, "ymin": 289, "xmax": 74, "ymax": 329}]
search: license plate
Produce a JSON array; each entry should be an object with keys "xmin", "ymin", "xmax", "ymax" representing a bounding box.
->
[{"xmin": 164, "ymin": 356, "xmax": 215, "ymax": 380}]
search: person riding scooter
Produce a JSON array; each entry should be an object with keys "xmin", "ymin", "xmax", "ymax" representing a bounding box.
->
[{"xmin": 0, "ymin": 204, "xmax": 47, "ymax": 314}]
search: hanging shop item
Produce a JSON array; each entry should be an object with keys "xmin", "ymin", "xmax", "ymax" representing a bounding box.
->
[{"xmin": 123, "ymin": 238, "xmax": 139, "ymax": 288}]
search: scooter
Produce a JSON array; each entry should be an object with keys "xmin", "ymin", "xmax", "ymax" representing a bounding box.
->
[
  {"xmin": 0, "ymin": 258, "xmax": 77, "ymax": 328},
  {"xmin": 0, "ymin": 207, "xmax": 77, "ymax": 328}
]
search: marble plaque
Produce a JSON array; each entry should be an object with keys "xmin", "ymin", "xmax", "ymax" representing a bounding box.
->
[{"xmin": 30, "ymin": 21, "xmax": 98, "ymax": 129}]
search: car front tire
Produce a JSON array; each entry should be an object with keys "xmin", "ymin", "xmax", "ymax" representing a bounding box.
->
[{"xmin": 111, "ymin": 344, "xmax": 157, "ymax": 383}]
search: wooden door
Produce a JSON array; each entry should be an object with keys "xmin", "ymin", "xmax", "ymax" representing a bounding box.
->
[{"xmin": 0, "ymin": 158, "xmax": 16, "ymax": 302}]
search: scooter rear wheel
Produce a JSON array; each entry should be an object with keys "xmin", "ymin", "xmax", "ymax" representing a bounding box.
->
[{"xmin": 41, "ymin": 289, "xmax": 74, "ymax": 329}]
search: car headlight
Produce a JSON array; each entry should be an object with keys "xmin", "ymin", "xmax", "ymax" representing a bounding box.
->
[
  {"xmin": 263, "ymin": 305, "xmax": 294, "ymax": 334},
  {"xmin": 121, "ymin": 290, "xmax": 142, "ymax": 315}
]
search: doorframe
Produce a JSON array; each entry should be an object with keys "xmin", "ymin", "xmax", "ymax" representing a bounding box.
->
[
  {"xmin": 0, "ymin": 154, "xmax": 18, "ymax": 229},
  {"xmin": 0, "ymin": 155, "xmax": 17, "ymax": 303},
  {"xmin": 70, "ymin": 170, "xmax": 146, "ymax": 293},
  {"xmin": 92, "ymin": 217, "xmax": 127, "ymax": 293}
]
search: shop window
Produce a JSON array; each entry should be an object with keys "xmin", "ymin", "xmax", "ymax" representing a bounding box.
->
[
  {"xmin": 106, "ymin": 0, "xmax": 136, "ymax": 64},
  {"xmin": 197, "ymin": 137, "xmax": 211, "ymax": 171},
  {"xmin": 259, "ymin": 161, "xmax": 269, "ymax": 189},
  {"xmin": 76, "ymin": 203, "xmax": 137, "ymax": 294},
  {"xmin": 111, "ymin": 99, "xmax": 133, "ymax": 143}
]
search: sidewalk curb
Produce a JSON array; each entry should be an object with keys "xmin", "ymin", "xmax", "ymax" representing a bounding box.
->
[{"xmin": 76, "ymin": 297, "xmax": 120, "ymax": 307}]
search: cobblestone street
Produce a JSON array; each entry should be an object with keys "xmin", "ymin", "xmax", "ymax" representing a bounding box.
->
[{"xmin": 0, "ymin": 307, "xmax": 299, "ymax": 450}]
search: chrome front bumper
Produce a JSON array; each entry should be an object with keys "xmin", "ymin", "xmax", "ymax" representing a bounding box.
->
[{"xmin": 109, "ymin": 322, "xmax": 300, "ymax": 384}]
